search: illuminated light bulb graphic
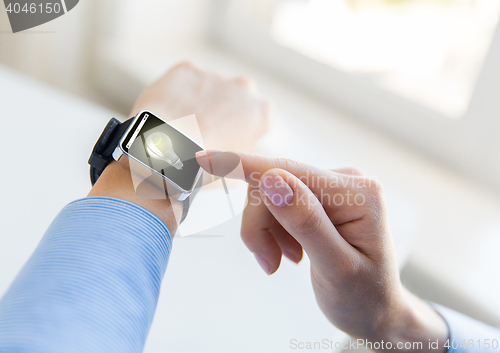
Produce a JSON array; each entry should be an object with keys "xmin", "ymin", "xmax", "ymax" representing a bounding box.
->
[{"xmin": 146, "ymin": 132, "xmax": 183, "ymax": 170}]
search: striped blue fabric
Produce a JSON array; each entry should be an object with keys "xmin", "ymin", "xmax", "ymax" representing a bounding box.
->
[
  {"xmin": 433, "ymin": 304, "xmax": 500, "ymax": 353},
  {"xmin": 0, "ymin": 197, "xmax": 172, "ymax": 353}
]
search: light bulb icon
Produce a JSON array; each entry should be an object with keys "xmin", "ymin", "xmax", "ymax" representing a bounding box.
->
[{"xmin": 146, "ymin": 132, "xmax": 183, "ymax": 170}]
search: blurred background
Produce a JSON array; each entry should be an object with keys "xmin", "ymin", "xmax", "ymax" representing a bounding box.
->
[{"xmin": 2, "ymin": 0, "xmax": 500, "ymax": 352}]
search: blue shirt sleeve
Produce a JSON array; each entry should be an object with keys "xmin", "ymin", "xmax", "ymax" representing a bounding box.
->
[
  {"xmin": 0, "ymin": 197, "xmax": 172, "ymax": 353},
  {"xmin": 433, "ymin": 304, "xmax": 500, "ymax": 353}
]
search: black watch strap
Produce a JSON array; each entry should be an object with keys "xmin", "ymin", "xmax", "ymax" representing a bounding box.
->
[
  {"xmin": 88, "ymin": 118, "xmax": 133, "ymax": 186},
  {"xmin": 88, "ymin": 117, "xmax": 193, "ymax": 223}
]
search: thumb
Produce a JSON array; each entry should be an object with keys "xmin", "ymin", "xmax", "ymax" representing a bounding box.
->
[{"xmin": 259, "ymin": 169, "xmax": 354, "ymax": 266}]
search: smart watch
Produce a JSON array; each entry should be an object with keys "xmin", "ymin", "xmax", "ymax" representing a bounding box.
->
[{"xmin": 88, "ymin": 110, "xmax": 204, "ymax": 222}]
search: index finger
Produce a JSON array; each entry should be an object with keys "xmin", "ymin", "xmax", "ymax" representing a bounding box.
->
[{"xmin": 195, "ymin": 150, "xmax": 359, "ymax": 195}]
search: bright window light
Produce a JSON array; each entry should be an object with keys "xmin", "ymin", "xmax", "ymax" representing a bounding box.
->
[{"xmin": 270, "ymin": 0, "xmax": 500, "ymax": 118}]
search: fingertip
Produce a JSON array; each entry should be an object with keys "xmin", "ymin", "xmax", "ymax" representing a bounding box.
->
[
  {"xmin": 195, "ymin": 150, "xmax": 212, "ymax": 174},
  {"xmin": 282, "ymin": 249, "xmax": 303, "ymax": 264},
  {"xmin": 253, "ymin": 253, "xmax": 270, "ymax": 274},
  {"xmin": 243, "ymin": 234, "xmax": 282, "ymax": 275},
  {"xmin": 260, "ymin": 169, "xmax": 294, "ymax": 208},
  {"xmin": 195, "ymin": 150, "xmax": 241, "ymax": 178},
  {"xmin": 173, "ymin": 60, "xmax": 202, "ymax": 72}
]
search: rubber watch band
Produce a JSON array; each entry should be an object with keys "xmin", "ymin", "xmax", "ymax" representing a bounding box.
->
[
  {"xmin": 88, "ymin": 117, "xmax": 192, "ymax": 223},
  {"xmin": 89, "ymin": 118, "xmax": 133, "ymax": 186}
]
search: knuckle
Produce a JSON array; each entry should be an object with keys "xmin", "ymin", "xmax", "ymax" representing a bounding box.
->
[
  {"xmin": 261, "ymin": 115, "xmax": 271, "ymax": 135},
  {"xmin": 212, "ymin": 72, "xmax": 223, "ymax": 80},
  {"xmin": 361, "ymin": 177, "xmax": 383, "ymax": 196},
  {"xmin": 330, "ymin": 167, "xmax": 364, "ymax": 177},
  {"xmin": 346, "ymin": 167, "xmax": 364, "ymax": 176},
  {"xmin": 240, "ymin": 229, "xmax": 257, "ymax": 252},
  {"xmin": 350, "ymin": 168, "xmax": 364, "ymax": 176},
  {"xmin": 240, "ymin": 226, "xmax": 252, "ymax": 243},
  {"xmin": 174, "ymin": 61, "xmax": 200, "ymax": 72},
  {"xmin": 337, "ymin": 255, "xmax": 367, "ymax": 282},
  {"xmin": 360, "ymin": 177, "xmax": 386, "ymax": 219},
  {"xmin": 246, "ymin": 187, "xmax": 262, "ymax": 208},
  {"xmin": 240, "ymin": 220, "xmax": 258, "ymax": 246},
  {"xmin": 232, "ymin": 76, "xmax": 257, "ymax": 89},
  {"xmin": 296, "ymin": 204, "xmax": 323, "ymax": 237},
  {"xmin": 261, "ymin": 100, "xmax": 272, "ymax": 117},
  {"xmin": 275, "ymin": 157, "xmax": 300, "ymax": 172},
  {"xmin": 255, "ymin": 100, "xmax": 272, "ymax": 136}
]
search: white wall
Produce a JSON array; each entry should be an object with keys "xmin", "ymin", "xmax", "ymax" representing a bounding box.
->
[
  {"xmin": 0, "ymin": 0, "xmax": 93, "ymax": 95},
  {"xmin": 0, "ymin": 0, "xmax": 212, "ymax": 103},
  {"xmin": 109, "ymin": 0, "xmax": 211, "ymax": 47}
]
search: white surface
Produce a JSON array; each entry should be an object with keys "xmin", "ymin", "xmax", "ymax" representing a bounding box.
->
[
  {"xmin": 0, "ymin": 67, "xmax": 113, "ymax": 297},
  {"xmin": 215, "ymin": 1, "xmax": 500, "ymax": 193}
]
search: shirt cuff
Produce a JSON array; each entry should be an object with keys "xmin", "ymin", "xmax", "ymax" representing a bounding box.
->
[
  {"xmin": 0, "ymin": 197, "xmax": 173, "ymax": 353},
  {"xmin": 432, "ymin": 304, "xmax": 500, "ymax": 353}
]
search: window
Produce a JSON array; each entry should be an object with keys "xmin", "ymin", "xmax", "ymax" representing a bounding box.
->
[
  {"xmin": 90, "ymin": 0, "xmax": 500, "ymax": 187},
  {"xmin": 213, "ymin": 0, "xmax": 500, "ymax": 187},
  {"xmin": 271, "ymin": 0, "xmax": 500, "ymax": 118}
]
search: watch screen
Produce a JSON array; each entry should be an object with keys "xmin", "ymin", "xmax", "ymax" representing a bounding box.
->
[{"xmin": 121, "ymin": 111, "xmax": 203, "ymax": 191}]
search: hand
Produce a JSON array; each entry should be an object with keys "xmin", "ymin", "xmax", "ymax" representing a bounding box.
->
[
  {"xmin": 89, "ymin": 63, "xmax": 272, "ymax": 232},
  {"xmin": 130, "ymin": 61, "xmax": 271, "ymax": 153},
  {"xmin": 196, "ymin": 150, "xmax": 449, "ymax": 352}
]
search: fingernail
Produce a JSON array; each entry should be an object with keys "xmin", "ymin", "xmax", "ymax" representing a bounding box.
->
[
  {"xmin": 282, "ymin": 249, "xmax": 301, "ymax": 264},
  {"xmin": 195, "ymin": 150, "xmax": 223, "ymax": 174},
  {"xmin": 196, "ymin": 150, "xmax": 241, "ymax": 178},
  {"xmin": 260, "ymin": 171, "xmax": 293, "ymax": 207},
  {"xmin": 254, "ymin": 253, "xmax": 271, "ymax": 275},
  {"xmin": 195, "ymin": 150, "xmax": 224, "ymax": 158}
]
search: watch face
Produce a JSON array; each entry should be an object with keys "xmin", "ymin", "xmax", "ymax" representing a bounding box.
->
[{"xmin": 121, "ymin": 111, "xmax": 203, "ymax": 192}]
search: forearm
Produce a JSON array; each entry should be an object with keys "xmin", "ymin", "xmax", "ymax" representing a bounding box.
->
[
  {"xmin": 0, "ymin": 158, "xmax": 181, "ymax": 352},
  {"xmin": 0, "ymin": 197, "xmax": 172, "ymax": 353}
]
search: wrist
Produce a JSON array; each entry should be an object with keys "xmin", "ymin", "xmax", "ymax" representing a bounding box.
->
[
  {"xmin": 370, "ymin": 287, "xmax": 449, "ymax": 353},
  {"xmin": 87, "ymin": 160, "xmax": 183, "ymax": 234}
]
